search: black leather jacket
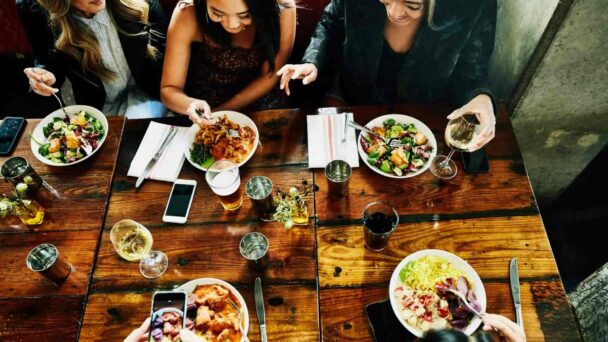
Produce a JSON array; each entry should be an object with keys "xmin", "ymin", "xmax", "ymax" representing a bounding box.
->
[
  {"xmin": 302, "ymin": 0, "xmax": 497, "ymax": 108},
  {"xmin": 16, "ymin": 0, "xmax": 167, "ymax": 110}
]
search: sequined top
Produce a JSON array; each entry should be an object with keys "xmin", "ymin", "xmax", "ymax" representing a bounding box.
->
[{"xmin": 184, "ymin": 34, "xmax": 288, "ymax": 110}]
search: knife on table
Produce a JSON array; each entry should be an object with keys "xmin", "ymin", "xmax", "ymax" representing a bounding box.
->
[
  {"xmin": 510, "ymin": 257, "xmax": 523, "ymax": 327},
  {"xmin": 135, "ymin": 125, "xmax": 178, "ymax": 188},
  {"xmin": 254, "ymin": 277, "xmax": 267, "ymax": 342}
]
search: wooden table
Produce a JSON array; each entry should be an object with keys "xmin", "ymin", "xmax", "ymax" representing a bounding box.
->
[{"xmin": 0, "ymin": 104, "xmax": 580, "ymax": 341}]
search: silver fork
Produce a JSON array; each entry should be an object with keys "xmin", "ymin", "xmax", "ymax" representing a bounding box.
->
[
  {"xmin": 51, "ymin": 92, "xmax": 71, "ymax": 119},
  {"xmin": 346, "ymin": 120, "xmax": 403, "ymax": 148},
  {"xmin": 445, "ymin": 288, "xmax": 485, "ymax": 319},
  {"xmin": 228, "ymin": 297, "xmax": 248, "ymax": 341},
  {"xmin": 195, "ymin": 109, "xmax": 240, "ymax": 138}
]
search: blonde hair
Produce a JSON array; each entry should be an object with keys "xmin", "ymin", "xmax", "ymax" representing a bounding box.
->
[
  {"xmin": 426, "ymin": 0, "xmax": 437, "ymax": 29},
  {"xmin": 37, "ymin": 0, "xmax": 159, "ymax": 81}
]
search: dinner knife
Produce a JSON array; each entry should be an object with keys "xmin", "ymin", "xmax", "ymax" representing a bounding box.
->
[
  {"xmin": 510, "ymin": 258, "xmax": 523, "ymax": 327},
  {"xmin": 135, "ymin": 125, "xmax": 178, "ymax": 189},
  {"xmin": 254, "ymin": 277, "xmax": 267, "ymax": 342}
]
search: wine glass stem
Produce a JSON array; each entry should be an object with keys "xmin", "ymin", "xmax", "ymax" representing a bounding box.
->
[{"xmin": 441, "ymin": 149, "xmax": 456, "ymax": 167}]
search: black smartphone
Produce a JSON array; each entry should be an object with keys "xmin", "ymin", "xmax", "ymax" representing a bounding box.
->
[
  {"xmin": 0, "ymin": 117, "xmax": 26, "ymax": 155},
  {"xmin": 365, "ymin": 299, "xmax": 415, "ymax": 342},
  {"xmin": 461, "ymin": 149, "xmax": 489, "ymax": 173},
  {"xmin": 148, "ymin": 291, "xmax": 187, "ymax": 342}
]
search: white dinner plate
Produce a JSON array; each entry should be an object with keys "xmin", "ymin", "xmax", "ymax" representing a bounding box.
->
[
  {"xmin": 184, "ymin": 111, "xmax": 259, "ymax": 171},
  {"xmin": 177, "ymin": 277, "xmax": 249, "ymax": 339},
  {"xmin": 357, "ymin": 114, "xmax": 437, "ymax": 179},
  {"xmin": 30, "ymin": 105, "xmax": 108, "ymax": 167},
  {"xmin": 389, "ymin": 249, "xmax": 487, "ymax": 337}
]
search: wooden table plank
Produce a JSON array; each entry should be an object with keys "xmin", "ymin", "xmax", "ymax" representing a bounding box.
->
[
  {"xmin": 0, "ymin": 296, "xmax": 84, "ymax": 341},
  {"xmin": 92, "ymin": 222, "xmax": 316, "ymax": 291},
  {"xmin": 317, "ymin": 215, "xmax": 559, "ymax": 287},
  {"xmin": 106, "ymin": 166, "xmax": 313, "ymax": 227},
  {"xmin": 0, "ymin": 118, "xmax": 125, "ymax": 232},
  {"xmin": 314, "ymin": 159, "xmax": 535, "ymax": 224},
  {"xmin": 0, "ymin": 230, "xmax": 99, "ymax": 298},
  {"xmin": 81, "ymin": 285, "xmax": 318, "ymax": 341},
  {"xmin": 319, "ymin": 282, "xmax": 579, "ymax": 342}
]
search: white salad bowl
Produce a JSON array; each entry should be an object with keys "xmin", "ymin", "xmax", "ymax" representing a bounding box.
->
[
  {"xmin": 184, "ymin": 110, "xmax": 259, "ymax": 171},
  {"xmin": 357, "ymin": 114, "xmax": 437, "ymax": 179},
  {"xmin": 30, "ymin": 105, "xmax": 108, "ymax": 167},
  {"xmin": 177, "ymin": 277, "xmax": 249, "ymax": 340},
  {"xmin": 389, "ymin": 249, "xmax": 487, "ymax": 337}
]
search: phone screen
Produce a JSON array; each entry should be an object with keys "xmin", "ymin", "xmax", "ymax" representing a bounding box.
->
[
  {"xmin": 165, "ymin": 184, "xmax": 195, "ymax": 217},
  {"xmin": 0, "ymin": 118, "xmax": 24, "ymax": 154},
  {"xmin": 149, "ymin": 292, "xmax": 186, "ymax": 342}
]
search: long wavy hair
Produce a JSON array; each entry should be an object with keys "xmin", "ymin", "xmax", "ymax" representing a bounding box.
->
[
  {"xmin": 36, "ymin": 0, "xmax": 159, "ymax": 81},
  {"xmin": 184, "ymin": 0, "xmax": 290, "ymax": 72}
]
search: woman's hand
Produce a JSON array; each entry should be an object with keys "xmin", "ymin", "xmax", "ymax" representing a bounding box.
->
[
  {"xmin": 276, "ymin": 63, "xmax": 318, "ymax": 96},
  {"xmin": 186, "ymin": 100, "xmax": 216, "ymax": 126},
  {"xmin": 124, "ymin": 317, "xmax": 150, "ymax": 342},
  {"xmin": 24, "ymin": 67, "xmax": 58, "ymax": 96},
  {"xmin": 447, "ymin": 94, "xmax": 496, "ymax": 151},
  {"xmin": 482, "ymin": 314, "xmax": 526, "ymax": 342}
]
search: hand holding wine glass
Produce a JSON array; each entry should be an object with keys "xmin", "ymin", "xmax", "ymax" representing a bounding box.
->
[
  {"xmin": 430, "ymin": 113, "xmax": 483, "ymax": 179},
  {"xmin": 447, "ymin": 94, "xmax": 496, "ymax": 151}
]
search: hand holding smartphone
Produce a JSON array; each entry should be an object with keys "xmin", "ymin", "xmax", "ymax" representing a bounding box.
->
[
  {"xmin": 163, "ymin": 179, "xmax": 197, "ymax": 224},
  {"xmin": 148, "ymin": 291, "xmax": 187, "ymax": 342}
]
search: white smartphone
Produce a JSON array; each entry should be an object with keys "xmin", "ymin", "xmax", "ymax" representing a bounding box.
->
[{"xmin": 163, "ymin": 179, "xmax": 197, "ymax": 224}]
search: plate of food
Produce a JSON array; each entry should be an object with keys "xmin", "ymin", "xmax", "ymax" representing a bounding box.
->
[
  {"xmin": 177, "ymin": 278, "xmax": 249, "ymax": 342},
  {"xmin": 357, "ymin": 114, "xmax": 436, "ymax": 178},
  {"xmin": 29, "ymin": 105, "xmax": 108, "ymax": 166},
  {"xmin": 150, "ymin": 307, "xmax": 185, "ymax": 342},
  {"xmin": 185, "ymin": 111, "xmax": 259, "ymax": 171},
  {"xmin": 389, "ymin": 249, "xmax": 486, "ymax": 337}
]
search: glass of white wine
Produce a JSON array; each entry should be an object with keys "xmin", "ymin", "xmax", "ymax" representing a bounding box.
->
[
  {"xmin": 110, "ymin": 219, "xmax": 168, "ymax": 279},
  {"xmin": 430, "ymin": 114, "xmax": 482, "ymax": 179}
]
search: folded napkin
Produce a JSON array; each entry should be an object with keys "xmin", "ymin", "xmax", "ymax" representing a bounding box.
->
[
  {"xmin": 307, "ymin": 112, "xmax": 359, "ymax": 168},
  {"xmin": 366, "ymin": 299, "xmax": 415, "ymax": 342},
  {"xmin": 127, "ymin": 121, "xmax": 190, "ymax": 182}
]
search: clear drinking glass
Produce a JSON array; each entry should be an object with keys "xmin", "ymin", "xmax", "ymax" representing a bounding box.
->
[
  {"xmin": 430, "ymin": 114, "xmax": 482, "ymax": 179},
  {"xmin": 206, "ymin": 160, "xmax": 243, "ymax": 211},
  {"xmin": 110, "ymin": 219, "xmax": 168, "ymax": 278},
  {"xmin": 362, "ymin": 201, "xmax": 399, "ymax": 251}
]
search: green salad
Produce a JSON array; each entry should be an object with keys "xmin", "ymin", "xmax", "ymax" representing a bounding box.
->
[{"xmin": 31, "ymin": 111, "xmax": 105, "ymax": 164}]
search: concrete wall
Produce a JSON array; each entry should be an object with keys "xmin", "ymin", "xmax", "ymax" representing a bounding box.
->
[
  {"xmin": 489, "ymin": 0, "xmax": 559, "ymax": 102},
  {"xmin": 510, "ymin": 0, "xmax": 608, "ymax": 204}
]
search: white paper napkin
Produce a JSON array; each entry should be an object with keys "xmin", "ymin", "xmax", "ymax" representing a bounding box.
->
[
  {"xmin": 307, "ymin": 112, "xmax": 359, "ymax": 168},
  {"xmin": 127, "ymin": 121, "xmax": 190, "ymax": 182}
]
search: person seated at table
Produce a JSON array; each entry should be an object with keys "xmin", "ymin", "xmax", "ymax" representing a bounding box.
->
[
  {"xmin": 419, "ymin": 314, "xmax": 526, "ymax": 342},
  {"xmin": 277, "ymin": 0, "xmax": 496, "ymax": 150},
  {"xmin": 17, "ymin": 0, "xmax": 168, "ymax": 118},
  {"xmin": 160, "ymin": 0, "xmax": 296, "ymax": 126}
]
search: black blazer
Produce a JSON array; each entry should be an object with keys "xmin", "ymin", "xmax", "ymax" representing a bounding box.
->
[
  {"xmin": 302, "ymin": 0, "xmax": 497, "ymax": 109},
  {"xmin": 16, "ymin": 0, "xmax": 168, "ymax": 110}
]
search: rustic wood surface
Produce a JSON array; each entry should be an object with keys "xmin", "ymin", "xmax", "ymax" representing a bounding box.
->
[
  {"xmin": 81, "ymin": 285, "xmax": 319, "ymax": 341},
  {"xmin": 319, "ymin": 282, "xmax": 579, "ymax": 342},
  {"xmin": 0, "ymin": 296, "xmax": 85, "ymax": 341},
  {"xmin": 92, "ymin": 221, "xmax": 316, "ymax": 291},
  {"xmin": 0, "ymin": 105, "xmax": 581, "ymax": 341}
]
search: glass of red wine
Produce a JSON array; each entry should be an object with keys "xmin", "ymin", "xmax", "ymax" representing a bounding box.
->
[{"xmin": 362, "ymin": 201, "xmax": 399, "ymax": 251}]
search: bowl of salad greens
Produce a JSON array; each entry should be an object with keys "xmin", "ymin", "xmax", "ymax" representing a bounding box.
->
[
  {"xmin": 357, "ymin": 114, "xmax": 436, "ymax": 179},
  {"xmin": 30, "ymin": 105, "xmax": 108, "ymax": 166}
]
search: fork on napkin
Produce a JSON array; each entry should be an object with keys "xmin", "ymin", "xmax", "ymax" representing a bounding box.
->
[
  {"xmin": 127, "ymin": 122, "xmax": 190, "ymax": 183},
  {"xmin": 307, "ymin": 112, "xmax": 359, "ymax": 168}
]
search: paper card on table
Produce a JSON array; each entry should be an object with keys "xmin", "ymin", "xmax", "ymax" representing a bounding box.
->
[
  {"xmin": 307, "ymin": 112, "xmax": 359, "ymax": 168},
  {"xmin": 127, "ymin": 121, "xmax": 189, "ymax": 182}
]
